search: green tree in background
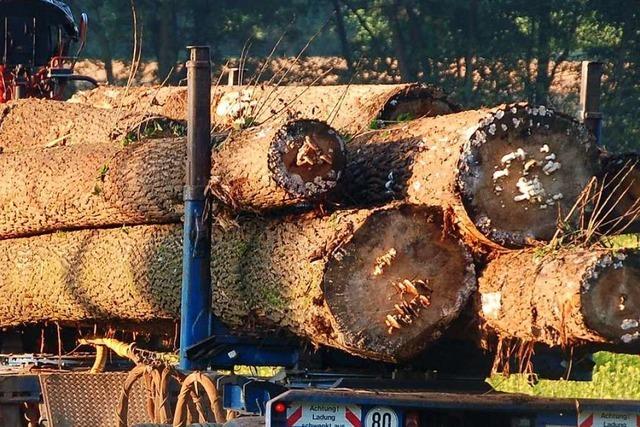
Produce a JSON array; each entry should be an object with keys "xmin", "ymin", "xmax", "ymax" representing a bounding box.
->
[{"xmin": 68, "ymin": 0, "xmax": 639, "ymax": 151}]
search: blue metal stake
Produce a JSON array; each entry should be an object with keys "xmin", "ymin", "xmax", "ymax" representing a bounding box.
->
[
  {"xmin": 179, "ymin": 46, "xmax": 212, "ymax": 371},
  {"xmin": 179, "ymin": 45, "xmax": 299, "ymax": 370}
]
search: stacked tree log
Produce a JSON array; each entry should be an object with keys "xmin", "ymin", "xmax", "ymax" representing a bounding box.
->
[
  {"xmin": 0, "ymin": 86, "xmax": 471, "ymax": 362},
  {"xmin": 0, "ymin": 85, "xmax": 637, "ymax": 365},
  {"xmin": 0, "ymin": 99, "xmax": 185, "ymax": 152},
  {"xmin": 478, "ymin": 248, "xmax": 640, "ymax": 348},
  {"xmin": 70, "ymin": 83, "xmax": 459, "ymax": 134},
  {"xmin": 475, "ymin": 145, "xmax": 640, "ymax": 358}
]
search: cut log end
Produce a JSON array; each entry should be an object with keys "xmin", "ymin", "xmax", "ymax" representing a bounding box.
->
[
  {"xmin": 322, "ymin": 205, "xmax": 475, "ymax": 361},
  {"xmin": 459, "ymin": 104, "xmax": 598, "ymax": 247},
  {"xmin": 377, "ymin": 84, "xmax": 459, "ymax": 123},
  {"xmin": 269, "ymin": 119, "xmax": 346, "ymax": 199},
  {"xmin": 582, "ymin": 251, "xmax": 640, "ymax": 344}
]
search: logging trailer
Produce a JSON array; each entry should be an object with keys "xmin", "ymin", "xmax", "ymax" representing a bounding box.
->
[{"xmin": 0, "ymin": 4, "xmax": 638, "ymax": 425}]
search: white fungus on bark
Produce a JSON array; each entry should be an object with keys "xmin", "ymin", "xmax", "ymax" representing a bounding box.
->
[
  {"xmin": 481, "ymin": 292, "xmax": 502, "ymax": 319},
  {"xmin": 621, "ymin": 319, "xmax": 640, "ymax": 330}
]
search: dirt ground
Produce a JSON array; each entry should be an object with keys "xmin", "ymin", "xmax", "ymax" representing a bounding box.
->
[{"xmin": 74, "ymin": 56, "xmax": 581, "ymax": 99}]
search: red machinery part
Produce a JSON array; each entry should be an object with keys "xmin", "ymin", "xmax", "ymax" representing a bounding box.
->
[{"xmin": 0, "ymin": 64, "xmax": 11, "ymax": 102}]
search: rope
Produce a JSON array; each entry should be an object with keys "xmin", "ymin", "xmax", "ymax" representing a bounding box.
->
[
  {"xmin": 172, "ymin": 372, "xmax": 226, "ymax": 427},
  {"xmin": 118, "ymin": 363, "xmax": 216, "ymax": 427},
  {"xmin": 116, "ymin": 364, "xmax": 148, "ymax": 427}
]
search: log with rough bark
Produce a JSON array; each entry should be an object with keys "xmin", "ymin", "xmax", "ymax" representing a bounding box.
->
[
  {"xmin": 71, "ymin": 83, "xmax": 459, "ymax": 134},
  {"xmin": 0, "ymin": 119, "xmax": 343, "ymax": 238},
  {"xmin": 0, "ymin": 139, "xmax": 184, "ymax": 238},
  {"xmin": 0, "ymin": 99, "xmax": 184, "ymax": 152},
  {"xmin": 598, "ymin": 153, "xmax": 640, "ymax": 234},
  {"xmin": 0, "ymin": 205, "xmax": 475, "ymax": 362},
  {"xmin": 478, "ymin": 247, "xmax": 640, "ymax": 347},
  {"xmin": 210, "ymin": 119, "xmax": 346, "ymax": 211},
  {"xmin": 336, "ymin": 103, "xmax": 599, "ymax": 248}
]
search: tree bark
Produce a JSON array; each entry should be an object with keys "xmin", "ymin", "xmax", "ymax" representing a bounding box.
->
[
  {"xmin": 71, "ymin": 83, "xmax": 459, "ymax": 135},
  {"xmin": 154, "ymin": 0, "xmax": 179, "ymax": 82},
  {"xmin": 0, "ymin": 139, "xmax": 183, "ymax": 238},
  {"xmin": 402, "ymin": 1, "xmax": 426, "ymax": 80},
  {"xmin": 86, "ymin": 0, "xmax": 115, "ymax": 84},
  {"xmin": 0, "ymin": 205, "xmax": 476, "ymax": 362},
  {"xmin": 387, "ymin": 0, "xmax": 415, "ymax": 82},
  {"xmin": 0, "ymin": 99, "xmax": 184, "ymax": 152},
  {"xmin": 478, "ymin": 247, "xmax": 640, "ymax": 347},
  {"xmin": 534, "ymin": 4, "xmax": 552, "ymax": 104},
  {"xmin": 191, "ymin": 0, "xmax": 210, "ymax": 45},
  {"xmin": 331, "ymin": 0, "xmax": 353, "ymax": 71},
  {"xmin": 0, "ymin": 119, "xmax": 344, "ymax": 238},
  {"xmin": 335, "ymin": 103, "xmax": 599, "ymax": 248},
  {"xmin": 210, "ymin": 119, "xmax": 346, "ymax": 211}
]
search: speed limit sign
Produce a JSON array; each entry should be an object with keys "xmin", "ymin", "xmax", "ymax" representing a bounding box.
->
[{"xmin": 365, "ymin": 407, "xmax": 399, "ymax": 427}]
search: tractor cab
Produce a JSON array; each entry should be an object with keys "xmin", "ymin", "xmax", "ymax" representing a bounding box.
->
[{"xmin": 0, "ymin": 0, "xmax": 97, "ymax": 102}]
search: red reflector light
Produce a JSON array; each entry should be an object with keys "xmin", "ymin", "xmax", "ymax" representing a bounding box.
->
[
  {"xmin": 405, "ymin": 410, "xmax": 420, "ymax": 427},
  {"xmin": 274, "ymin": 402, "xmax": 287, "ymax": 413}
]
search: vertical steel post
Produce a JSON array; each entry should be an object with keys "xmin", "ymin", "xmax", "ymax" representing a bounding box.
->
[
  {"xmin": 180, "ymin": 46, "xmax": 212, "ymax": 371},
  {"xmin": 579, "ymin": 61, "xmax": 603, "ymax": 145},
  {"xmin": 227, "ymin": 67, "xmax": 238, "ymax": 86},
  {"xmin": 14, "ymin": 66, "xmax": 27, "ymax": 100}
]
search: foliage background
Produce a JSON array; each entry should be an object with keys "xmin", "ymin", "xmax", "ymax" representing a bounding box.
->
[{"xmin": 67, "ymin": 0, "xmax": 639, "ymax": 151}]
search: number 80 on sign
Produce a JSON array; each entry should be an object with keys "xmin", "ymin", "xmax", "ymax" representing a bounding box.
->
[{"xmin": 365, "ymin": 407, "xmax": 399, "ymax": 427}]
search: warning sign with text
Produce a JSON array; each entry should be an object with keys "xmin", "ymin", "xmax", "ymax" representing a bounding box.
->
[
  {"xmin": 578, "ymin": 412, "xmax": 640, "ymax": 427},
  {"xmin": 286, "ymin": 403, "xmax": 362, "ymax": 427}
]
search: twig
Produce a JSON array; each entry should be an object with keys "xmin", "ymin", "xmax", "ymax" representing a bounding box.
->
[
  {"xmin": 260, "ymin": 66, "xmax": 337, "ymax": 125},
  {"xmin": 549, "ymin": 177, "xmax": 596, "ymax": 247},
  {"xmin": 247, "ymin": 18, "xmax": 294, "ymax": 89},
  {"xmin": 124, "ymin": 0, "xmax": 141, "ymax": 95},
  {"xmin": 585, "ymin": 160, "xmax": 639, "ymax": 238},
  {"xmin": 251, "ymin": 16, "xmax": 333, "ymax": 122},
  {"xmin": 326, "ymin": 55, "xmax": 364, "ymax": 126}
]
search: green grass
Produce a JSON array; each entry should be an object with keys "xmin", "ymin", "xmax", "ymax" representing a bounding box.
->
[
  {"xmin": 600, "ymin": 233, "xmax": 640, "ymax": 249},
  {"xmin": 488, "ymin": 352, "xmax": 640, "ymax": 399}
]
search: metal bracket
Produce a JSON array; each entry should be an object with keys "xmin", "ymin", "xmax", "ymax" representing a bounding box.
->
[
  {"xmin": 581, "ymin": 111, "xmax": 603, "ymax": 119},
  {"xmin": 183, "ymin": 184, "xmax": 207, "ymax": 201},
  {"xmin": 192, "ymin": 212, "xmax": 209, "ymax": 259},
  {"xmin": 185, "ymin": 333, "xmax": 300, "ymax": 369},
  {"xmin": 579, "ymin": 61, "xmax": 604, "ymax": 145},
  {"xmin": 221, "ymin": 376, "xmax": 288, "ymax": 414}
]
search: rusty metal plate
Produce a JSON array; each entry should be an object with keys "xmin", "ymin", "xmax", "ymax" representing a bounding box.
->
[{"xmin": 40, "ymin": 372, "xmax": 151, "ymax": 427}]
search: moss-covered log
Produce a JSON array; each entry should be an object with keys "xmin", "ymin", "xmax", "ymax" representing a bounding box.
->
[
  {"xmin": 71, "ymin": 84, "xmax": 458, "ymax": 134},
  {"xmin": 0, "ymin": 205, "xmax": 475, "ymax": 362},
  {"xmin": 210, "ymin": 119, "xmax": 345, "ymax": 210},
  {"xmin": 0, "ymin": 99, "xmax": 184, "ymax": 152},
  {"xmin": 599, "ymin": 153, "xmax": 640, "ymax": 234},
  {"xmin": 336, "ymin": 103, "xmax": 599, "ymax": 248},
  {"xmin": 478, "ymin": 248, "xmax": 640, "ymax": 347}
]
